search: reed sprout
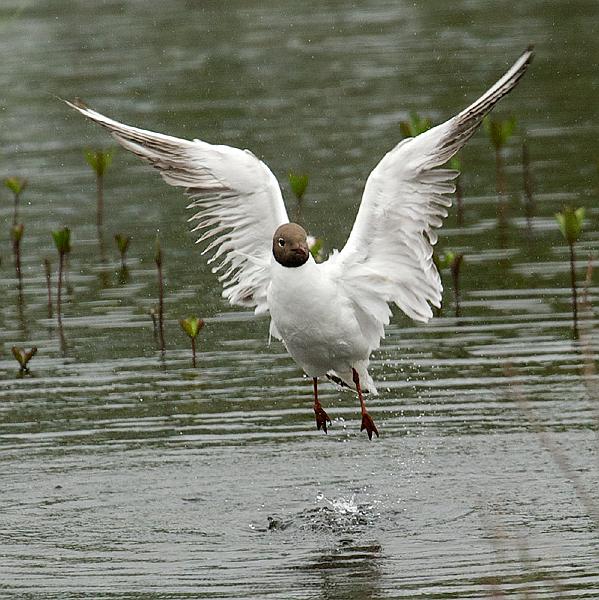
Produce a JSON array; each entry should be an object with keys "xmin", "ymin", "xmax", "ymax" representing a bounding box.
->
[
  {"xmin": 555, "ymin": 206, "xmax": 585, "ymax": 339},
  {"xmin": 4, "ymin": 176, "xmax": 27, "ymax": 227},
  {"xmin": 307, "ymin": 235, "xmax": 325, "ymax": 263},
  {"xmin": 434, "ymin": 251, "xmax": 464, "ymax": 318},
  {"xmin": 85, "ymin": 149, "xmax": 112, "ymax": 237},
  {"xmin": 179, "ymin": 317, "xmax": 205, "ymax": 367},
  {"xmin": 114, "ymin": 233, "xmax": 131, "ymax": 269},
  {"xmin": 484, "ymin": 115, "xmax": 516, "ymax": 229},
  {"xmin": 11, "ymin": 346, "xmax": 37, "ymax": 376},
  {"xmin": 399, "ymin": 113, "xmax": 431, "ymax": 138},
  {"xmin": 288, "ymin": 171, "xmax": 309, "ymax": 222},
  {"xmin": 52, "ymin": 227, "xmax": 71, "ymax": 329}
]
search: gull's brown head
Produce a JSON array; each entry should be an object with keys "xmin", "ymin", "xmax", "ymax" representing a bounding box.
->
[{"xmin": 272, "ymin": 223, "xmax": 310, "ymax": 268}]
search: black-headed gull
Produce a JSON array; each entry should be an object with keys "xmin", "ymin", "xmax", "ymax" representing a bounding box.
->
[{"xmin": 67, "ymin": 47, "xmax": 533, "ymax": 439}]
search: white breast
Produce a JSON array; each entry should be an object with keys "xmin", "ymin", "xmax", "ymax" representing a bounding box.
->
[{"xmin": 267, "ymin": 256, "xmax": 370, "ymax": 377}]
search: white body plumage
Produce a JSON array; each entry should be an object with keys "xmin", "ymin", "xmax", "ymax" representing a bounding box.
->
[{"xmin": 267, "ymin": 255, "xmax": 376, "ymax": 392}]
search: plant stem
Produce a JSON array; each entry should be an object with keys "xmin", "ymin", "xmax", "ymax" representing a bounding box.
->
[
  {"xmin": 44, "ymin": 258, "xmax": 53, "ymax": 318},
  {"xmin": 455, "ymin": 174, "xmax": 464, "ymax": 227},
  {"xmin": 495, "ymin": 148, "xmax": 509, "ymax": 233},
  {"xmin": 57, "ymin": 251, "xmax": 64, "ymax": 330},
  {"xmin": 191, "ymin": 337, "xmax": 196, "ymax": 368},
  {"xmin": 96, "ymin": 172, "xmax": 104, "ymax": 233},
  {"xmin": 495, "ymin": 148, "xmax": 506, "ymax": 196},
  {"xmin": 451, "ymin": 255, "xmax": 464, "ymax": 319},
  {"xmin": 157, "ymin": 259, "xmax": 165, "ymax": 352},
  {"xmin": 568, "ymin": 241, "xmax": 578, "ymax": 339},
  {"xmin": 13, "ymin": 233, "xmax": 22, "ymax": 292},
  {"xmin": 13, "ymin": 192, "xmax": 19, "ymax": 228},
  {"xmin": 522, "ymin": 138, "xmax": 534, "ymax": 229}
]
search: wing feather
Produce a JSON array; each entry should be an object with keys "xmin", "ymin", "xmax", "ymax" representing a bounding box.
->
[
  {"xmin": 66, "ymin": 100, "xmax": 289, "ymax": 313},
  {"xmin": 327, "ymin": 47, "xmax": 534, "ymax": 344}
]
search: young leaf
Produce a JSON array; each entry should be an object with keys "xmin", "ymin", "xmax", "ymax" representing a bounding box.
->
[
  {"xmin": 11, "ymin": 346, "xmax": 37, "ymax": 369},
  {"xmin": 115, "ymin": 233, "xmax": 131, "ymax": 256},
  {"xmin": 400, "ymin": 112, "xmax": 431, "ymax": 138},
  {"xmin": 483, "ymin": 115, "xmax": 517, "ymax": 150},
  {"xmin": 85, "ymin": 149, "xmax": 113, "ymax": 177},
  {"xmin": 555, "ymin": 206, "xmax": 585, "ymax": 245},
  {"xmin": 52, "ymin": 227, "xmax": 72, "ymax": 254},
  {"xmin": 180, "ymin": 317, "xmax": 205, "ymax": 339},
  {"xmin": 433, "ymin": 250, "xmax": 456, "ymax": 271},
  {"xmin": 4, "ymin": 176, "xmax": 27, "ymax": 196},
  {"xmin": 288, "ymin": 172, "xmax": 309, "ymax": 201}
]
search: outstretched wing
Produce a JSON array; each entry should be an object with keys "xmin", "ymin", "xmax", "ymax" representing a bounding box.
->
[
  {"xmin": 325, "ymin": 47, "xmax": 534, "ymax": 348},
  {"xmin": 66, "ymin": 100, "xmax": 289, "ymax": 313}
]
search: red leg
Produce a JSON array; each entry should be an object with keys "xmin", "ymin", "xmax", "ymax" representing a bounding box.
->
[
  {"xmin": 313, "ymin": 377, "xmax": 331, "ymax": 433},
  {"xmin": 352, "ymin": 368, "xmax": 379, "ymax": 440}
]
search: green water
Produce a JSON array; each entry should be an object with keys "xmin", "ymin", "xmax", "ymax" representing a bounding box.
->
[{"xmin": 1, "ymin": 1, "xmax": 598, "ymax": 598}]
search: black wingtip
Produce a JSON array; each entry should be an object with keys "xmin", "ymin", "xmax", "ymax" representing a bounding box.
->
[{"xmin": 523, "ymin": 45, "xmax": 535, "ymax": 64}]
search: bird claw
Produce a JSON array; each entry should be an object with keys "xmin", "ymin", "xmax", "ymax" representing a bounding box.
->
[
  {"xmin": 314, "ymin": 404, "xmax": 332, "ymax": 434},
  {"xmin": 360, "ymin": 413, "xmax": 379, "ymax": 440}
]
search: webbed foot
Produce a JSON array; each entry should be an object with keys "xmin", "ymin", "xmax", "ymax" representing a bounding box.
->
[
  {"xmin": 360, "ymin": 412, "xmax": 379, "ymax": 440},
  {"xmin": 314, "ymin": 403, "xmax": 332, "ymax": 434}
]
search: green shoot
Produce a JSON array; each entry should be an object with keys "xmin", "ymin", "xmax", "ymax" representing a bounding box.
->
[
  {"xmin": 115, "ymin": 233, "xmax": 131, "ymax": 269},
  {"xmin": 307, "ymin": 236, "xmax": 325, "ymax": 263},
  {"xmin": 180, "ymin": 317, "xmax": 205, "ymax": 367},
  {"xmin": 555, "ymin": 206, "xmax": 585, "ymax": 339},
  {"xmin": 288, "ymin": 172, "xmax": 309, "ymax": 202},
  {"xmin": 4, "ymin": 176, "xmax": 27, "ymax": 226},
  {"xmin": 556, "ymin": 206, "xmax": 584, "ymax": 245},
  {"xmin": 400, "ymin": 113, "xmax": 431, "ymax": 138},
  {"xmin": 483, "ymin": 115, "xmax": 517, "ymax": 152},
  {"xmin": 434, "ymin": 250, "xmax": 464, "ymax": 318},
  {"xmin": 12, "ymin": 346, "xmax": 37, "ymax": 375},
  {"xmin": 85, "ymin": 149, "xmax": 112, "ymax": 235},
  {"xmin": 52, "ymin": 227, "xmax": 72, "ymax": 328}
]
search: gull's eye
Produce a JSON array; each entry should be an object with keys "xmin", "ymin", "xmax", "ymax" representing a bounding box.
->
[{"xmin": 278, "ymin": 238, "xmax": 285, "ymax": 247}]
